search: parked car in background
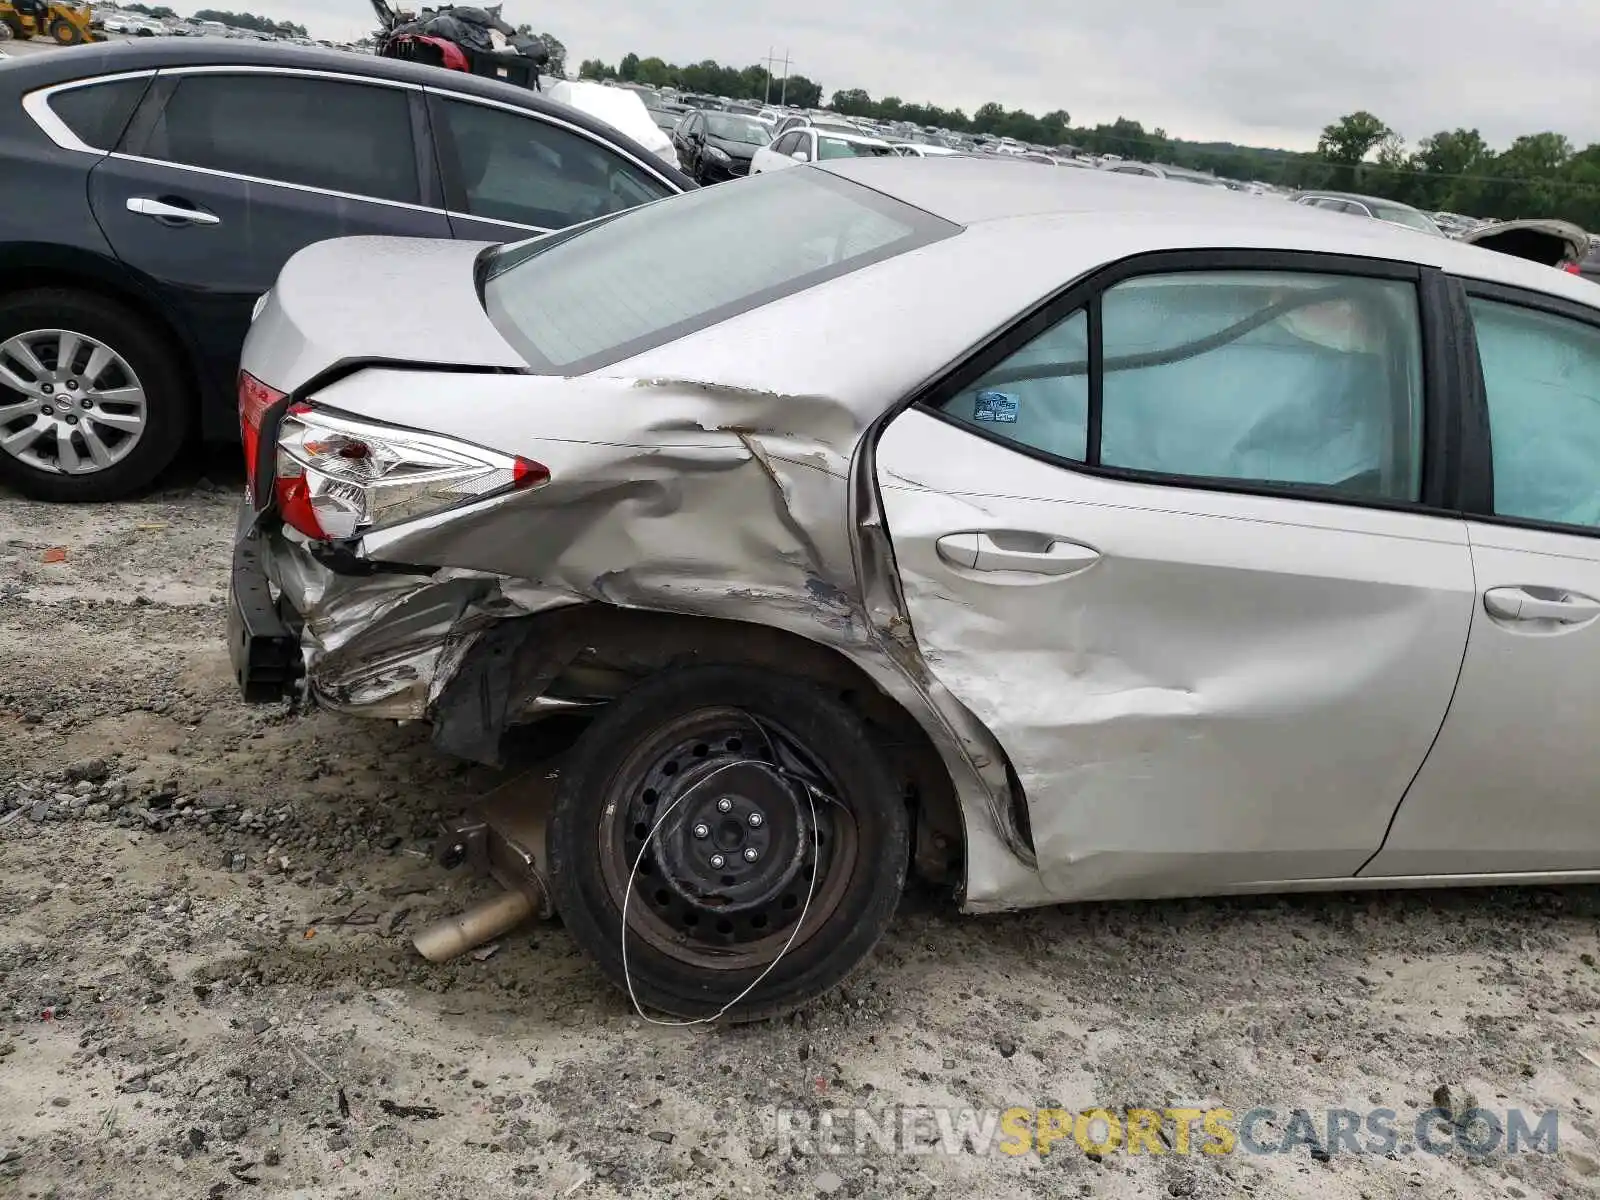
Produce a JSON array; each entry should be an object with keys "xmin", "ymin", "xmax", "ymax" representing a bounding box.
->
[
  {"xmin": 0, "ymin": 39, "xmax": 691, "ymax": 501},
  {"xmin": 672, "ymin": 109, "xmax": 771, "ymax": 183},
  {"xmin": 1459, "ymin": 218, "xmax": 1596, "ymax": 279},
  {"xmin": 771, "ymin": 112, "xmax": 859, "ymax": 138},
  {"xmin": 892, "ymin": 142, "xmax": 960, "ymax": 157},
  {"xmin": 229, "ymin": 157, "xmax": 1600, "ymax": 1021},
  {"xmin": 1291, "ymin": 191, "xmax": 1444, "ymax": 236},
  {"xmin": 1106, "ymin": 160, "xmax": 1229, "ymax": 187},
  {"xmin": 545, "ymin": 78, "xmax": 679, "ymax": 172},
  {"xmin": 751, "ymin": 127, "xmax": 894, "ymax": 173},
  {"xmin": 644, "ymin": 100, "xmax": 687, "ymax": 136}
]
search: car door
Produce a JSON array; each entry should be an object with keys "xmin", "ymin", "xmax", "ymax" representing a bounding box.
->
[
  {"xmin": 87, "ymin": 66, "xmax": 449, "ymax": 406},
  {"xmin": 425, "ymin": 90, "xmax": 678, "ymax": 243},
  {"xmin": 873, "ymin": 255, "xmax": 1475, "ymax": 901},
  {"xmin": 751, "ymin": 130, "xmax": 794, "ymax": 174},
  {"xmin": 672, "ymin": 110, "xmax": 700, "ymax": 171},
  {"xmin": 1364, "ymin": 283, "xmax": 1600, "ymax": 876}
]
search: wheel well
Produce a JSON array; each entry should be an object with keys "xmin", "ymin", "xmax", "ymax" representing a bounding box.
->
[
  {"xmin": 435, "ymin": 605, "xmax": 969, "ymax": 886},
  {"xmin": 0, "ymin": 263, "xmax": 205, "ymax": 419}
]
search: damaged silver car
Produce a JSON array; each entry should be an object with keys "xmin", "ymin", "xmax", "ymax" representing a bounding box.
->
[{"xmin": 228, "ymin": 158, "xmax": 1600, "ymax": 1020}]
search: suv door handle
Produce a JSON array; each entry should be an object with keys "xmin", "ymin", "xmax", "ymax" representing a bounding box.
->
[
  {"xmin": 126, "ymin": 197, "xmax": 221, "ymax": 225},
  {"xmin": 1483, "ymin": 586, "xmax": 1600, "ymax": 623}
]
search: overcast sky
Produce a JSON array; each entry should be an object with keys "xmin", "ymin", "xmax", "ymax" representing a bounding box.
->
[{"xmin": 263, "ymin": 0, "xmax": 1600, "ymax": 152}]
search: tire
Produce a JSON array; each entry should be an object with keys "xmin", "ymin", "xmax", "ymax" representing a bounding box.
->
[
  {"xmin": 49, "ymin": 16, "xmax": 83, "ymax": 43},
  {"xmin": 0, "ymin": 289, "xmax": 191, "ymax": 502},
  {"xmin": 548, "ymin": 664, "xmax": 910, "ymax": 1022}
]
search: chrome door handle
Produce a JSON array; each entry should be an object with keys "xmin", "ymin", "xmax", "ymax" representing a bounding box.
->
[
  {"xmin": 972, "ymin": 533, "xmax": 1099, "ymax": 574},
  {"xmin": 1483, "ymin": 586, "xmax": 1600, "ymax": 623},
  {"xmin": 126, "ymin": 197, "xmax": 221, "ymax": 225}
]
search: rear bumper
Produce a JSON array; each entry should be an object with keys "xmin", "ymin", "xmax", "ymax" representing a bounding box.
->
[{"xmin": 226, "ymin": 501, "xmax": 302, "ymax": 703}]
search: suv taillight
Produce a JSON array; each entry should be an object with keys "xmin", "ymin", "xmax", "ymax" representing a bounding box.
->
[
  {"xmin": 273, "ymin": 405, "xmax": 549, "ymax": 540},
  {"xmin": 238, "ymin": 371, "xmax": 285, "ymax": 493}
]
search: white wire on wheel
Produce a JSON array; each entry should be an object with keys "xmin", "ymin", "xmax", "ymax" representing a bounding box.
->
[{"xmin": 620, "ymin": 757, "xmax": 823, "ymax": 1027}]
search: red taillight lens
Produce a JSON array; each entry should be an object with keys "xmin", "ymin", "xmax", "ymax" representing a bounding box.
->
[
  {"xmin": 273, "ymin": 405, "xmax": 550, "ymax": 541},
  {"xmin": 1563, "ymin": 262, "xmax": 1582, "ymax": 275},
  {"xmin": 238, "ymin": 371, "xmax": 286, "ymax": 492}
]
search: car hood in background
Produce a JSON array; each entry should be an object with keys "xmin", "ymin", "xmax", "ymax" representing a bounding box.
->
[
  {"xmin": 547, "ymin": 79, "xmax": 678, "ymax": 169},
  {"xmin": 242, "ymin": 236, "xmax": 525, "ymax": 392},
  {"xmin": 708, "ymin": 134, "xmax": 761, "ymax": 160},
  {"xmin": 1462, "ymin": 218, "xmax": 1592, "ymax": 267}
]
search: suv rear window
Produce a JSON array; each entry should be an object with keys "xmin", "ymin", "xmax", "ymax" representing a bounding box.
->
[{"xmin": 481, "ymin": 167, "xmax": 957, "ymax": 373}]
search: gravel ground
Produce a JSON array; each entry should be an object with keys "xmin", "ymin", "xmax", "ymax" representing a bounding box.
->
[{"xmin": 5, "ymin": 465, "xmax": 1600, "ymax": 1200}]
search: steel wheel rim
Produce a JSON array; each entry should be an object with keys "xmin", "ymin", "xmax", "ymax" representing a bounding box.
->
[
  {"xmin": 598, "ymin": 706, "xmax": 860, "ymax": 973},
  {"xmin": 0, "ymin": 328, "xmax": 148, "ymax": 475}
]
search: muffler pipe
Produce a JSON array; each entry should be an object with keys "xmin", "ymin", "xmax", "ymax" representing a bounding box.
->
[{"xmin": 412, "ymin": 886, "xmax": 538, "ymax": 963}]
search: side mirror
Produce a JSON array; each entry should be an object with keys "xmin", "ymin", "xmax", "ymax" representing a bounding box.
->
[{"xmin": 791, "ymin": 150, "xmax": 808, "ymax": 162}]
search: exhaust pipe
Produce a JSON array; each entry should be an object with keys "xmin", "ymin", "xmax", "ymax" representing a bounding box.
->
[{"xmin": 412, "ymin": 886, "xmax": 538, "ymax": 963}]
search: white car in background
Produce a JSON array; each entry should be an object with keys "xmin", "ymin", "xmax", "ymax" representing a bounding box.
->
[
  {"xmin": 546, "ymin": 79, "xmax": 681, "ymax": 172},
  {"xmin": 751, "ymin": 127, "xmax": 896, "ymax": 174},
  {"xmin": 892, "ymin": 142, "xmax": 961, "ymax": 157}
]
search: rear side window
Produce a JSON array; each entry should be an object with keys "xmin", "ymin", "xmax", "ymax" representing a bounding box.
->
[
  {"xmin": 483, "ymin": 167, "xmax": 957, "ymax": 373},
  {"xmin": 937, "ymin": 270, "xmax": 1425, "ymax": 502},
  {"xmin": 1470, "ymin": 297, "xmax": 1600, "ymax": 529},
  {"xmin": 46, "ymin": 76, "xmax": 150, "ymax": 151},
  {"xmin": 816, "ymin": 136, "xmax": 893, "ymax": 161},
  {"xmin": 141, "ymin": 73, "xmax": 419, "ymax": 204},
  {"xmin": 433, "ymin": 97, "xmax": 672, "ymax": 231}
]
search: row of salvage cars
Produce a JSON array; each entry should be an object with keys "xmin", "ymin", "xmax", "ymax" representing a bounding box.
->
[{"xmin": 11, "ymin": 42, "xmax": 1600, "ymax": 1020}]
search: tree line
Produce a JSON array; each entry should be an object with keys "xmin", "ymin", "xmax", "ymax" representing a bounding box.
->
[
  {"xmin": 577, "ymin": 54, "xmax": 824, "ymax": 111},
  {"xmin": 570, "ymin": 51, "xmax": 1600, "ymax": 229}
]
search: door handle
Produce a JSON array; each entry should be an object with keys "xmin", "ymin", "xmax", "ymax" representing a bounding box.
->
[
  {"xmin": 126, "ymin": 197, "xmax": 221, "ymax": 225},
  {"xmin": 1483, "ymin": 586, "xmax": 1600, "ymax": 623},
  {"xmin": 935, "ymin": 531, "xmax": 1100, "ymax": 575}
]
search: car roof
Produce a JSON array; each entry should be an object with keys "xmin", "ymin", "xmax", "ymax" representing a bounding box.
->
[
  {"xmin": 0, "ymin": 39, "xmax": 693, "ymax": 187},
  {"xmin": 811, "ymin": 128, "xmax": 888, "ymax": 146},
  {"xmin": 810, "ymin": 157, "xmax": 1600, "ymax": 306},
  {"xmin": 1294, "ymin": 189, "xmax": 1422, "ymax": 212}
]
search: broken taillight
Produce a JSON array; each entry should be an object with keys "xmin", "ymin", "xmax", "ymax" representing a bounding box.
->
[
  {"xmin": 238, "ymin": 371, "xmax": 286, "ymax": 494},
  {"xmin": 273, "ymin": 405, "xmax": 549, "ymax": 541}
]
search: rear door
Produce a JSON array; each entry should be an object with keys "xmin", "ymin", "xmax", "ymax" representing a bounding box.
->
[
  {"xmin": 87, "ymin": 66, "xmax": 450, "ymax": 404},
  {"xmin": 425, "ymin": 90, "xmax": 678, "ymax": 243},
  {"xmin": 874, "ymin": 253, "xmax": 1475, "ymax": 900},
  {"xmin": 1365, "ymin": 283, "xmax": 1600, "ymax": 876}
]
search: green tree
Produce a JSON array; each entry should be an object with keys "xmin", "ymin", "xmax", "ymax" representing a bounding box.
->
[
  {"xmin": 634, "ymin": 56, "xmax": 672, "ymax": 87},
  {"xmin": 831, "ymin": 88, "xmax": 873, "ymax": 116},
  {"xmin": 1317, "ymin": 111, "xmax": 1395, "ymax": 164},
  {"xmin": 618, "ymin": 52, "xmax": 641, "ymax": 82}
]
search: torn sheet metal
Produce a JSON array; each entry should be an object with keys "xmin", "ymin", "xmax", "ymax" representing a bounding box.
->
[{"xmin": 262, "ymin": 371, "xmax": 1043, "ymax": 910}]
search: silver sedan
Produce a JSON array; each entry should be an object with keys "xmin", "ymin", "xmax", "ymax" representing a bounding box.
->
[{"xmin": 227, "ymin": 158, "xmax": 1600, "ymax": 1020}]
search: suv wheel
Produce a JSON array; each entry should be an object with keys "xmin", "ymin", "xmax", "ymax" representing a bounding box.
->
[
  {"xmin": 548, "ymin": 665, "xmax": 910, "ymax": 1022},
  {"xmin": 0, "ymin": 289, "xmax": 191, "ymax": 502}
]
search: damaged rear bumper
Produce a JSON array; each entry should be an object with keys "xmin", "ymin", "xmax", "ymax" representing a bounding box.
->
[{"xmin": 226, "ymin": 503, "xmax": 302, "ymax": 703}]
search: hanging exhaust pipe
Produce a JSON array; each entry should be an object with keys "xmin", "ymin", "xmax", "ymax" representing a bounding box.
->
[
  {"xmin": 413, "ymin": 762, "xmax": 563, "ymax": 964},
  {"xmin": 412, "ymin": 885, "xmax": 539, "ymax": 963}
]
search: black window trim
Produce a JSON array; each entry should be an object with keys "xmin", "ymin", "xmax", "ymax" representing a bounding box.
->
[
  {"xmin": 907, "ymin": 247, "xmax": 1471, "ymax": 520},
  {"xmin": 1455, "ymin": 274, "xmax": 1600, "ymax": 541},
  {"xmin": 113, "ymin": 65, "xmax": 436, "ymax": 213}
]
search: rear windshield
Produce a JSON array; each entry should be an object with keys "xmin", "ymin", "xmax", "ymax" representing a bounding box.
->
[{"xmin": 481, "ymin": 168, "xmax": 957, "ymax": 373}]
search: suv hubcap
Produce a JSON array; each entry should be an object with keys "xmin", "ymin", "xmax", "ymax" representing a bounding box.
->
[{"xmin": 0, "ymin": 329, "xmax": 147, "ymax": 475}]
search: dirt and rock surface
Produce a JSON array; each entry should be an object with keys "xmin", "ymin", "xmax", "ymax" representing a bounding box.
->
[{"xmin": 5, "ymin": 465, "xmax": 1600, "ymax": 1199}]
